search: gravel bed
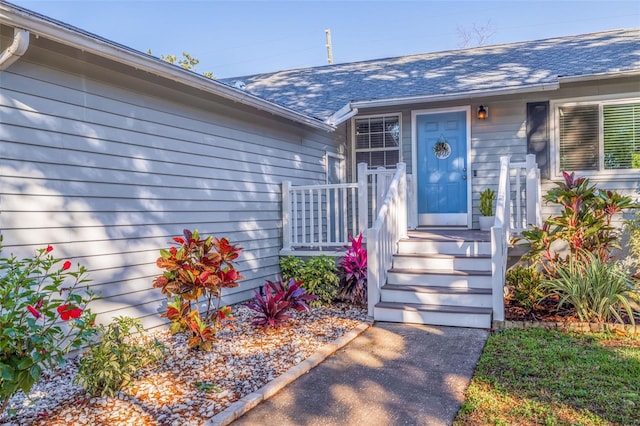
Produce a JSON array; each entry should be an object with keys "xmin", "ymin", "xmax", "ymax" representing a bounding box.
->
[{"xmin": 1, "ymin": 303, "xmax": 368, "ymax": 426}]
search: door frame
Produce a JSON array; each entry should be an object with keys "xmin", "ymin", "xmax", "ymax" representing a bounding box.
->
[{"xmin": 411, "ymin": 106, "xmax": 472, "ymax": 228}]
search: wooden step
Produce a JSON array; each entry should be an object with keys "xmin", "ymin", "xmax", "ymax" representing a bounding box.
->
[
  {"xmin": 374, "ymin": 301, "xmax": 492, "ymax": 329},
  {"xmin": 397, "ymin": 238, "xmax": 491, "ymax": 256},
  {"xmin": 380, "ymin": 284, "xmax": 492, "ymax": 307},
  {"xmin": 386, "ymin": 268, "xmax": 493, "ymax": 289},
  {"xmin": 392, "ymin": 253, "xmax": 491, "ymax": 271}
]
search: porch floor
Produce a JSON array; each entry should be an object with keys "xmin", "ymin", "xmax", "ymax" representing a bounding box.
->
[{"xmin": 408, "ymin": 228, "xmax": 491, "ymax": 242}]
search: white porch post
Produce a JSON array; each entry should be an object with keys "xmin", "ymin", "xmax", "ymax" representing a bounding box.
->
[
  {"xmin": 490, "ymin": 226, "xmax": 505, "ymax": 322},
  {"xmin": 398, "ymin": 163, "xmax": 408, "ymax": 240},
  {"xmin": 524, "ymin": 154, "xmax": 541, "ymax": 227},
  {"xmin": 366, "ymin": 227, "xmax": 379, "ymax": 317},
  {"xmin": 357, "ymin": 162, "xmax": 368, "ymax": 234},
  {"xmin": 282, "ymin": 181, "xmax": 292, "ymax": 252},
  {"xmin": 406, "ymin": 174, "xmax": 417, "ymax": 230}
]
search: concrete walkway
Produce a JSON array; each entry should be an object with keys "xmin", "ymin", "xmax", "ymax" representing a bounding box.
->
[{"xmin": 232, "ymin": 322, "xmax": 488, "ymax": 426}]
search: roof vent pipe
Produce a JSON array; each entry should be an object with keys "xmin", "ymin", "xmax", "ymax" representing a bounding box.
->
[{"xmin": 0, "ymin": 28, "xmax": 30, "ymax": 71}]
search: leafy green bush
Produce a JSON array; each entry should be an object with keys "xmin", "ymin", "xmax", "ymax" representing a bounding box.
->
[
  {"xmin": 505, "ymin": 265, "xmax": 544, "ymax": 311},
  {"xmin": 623, "ymin": 210, "xmax": 640, "ymax": 272},
  {"xmin": 0, "ymin": 240, "xmax": 97, "ymax": 415},
  {"xmin": 279, "ymin": 256, "xmax": 304, "ymax": 282},
  {"xmin": 75, "ymin": 316, "xmax": 165, "ymax": 396},
  {"xmin": 542, "ymin": 251, "xmax": 639, "ymax": 325},
  {"xmin": 479, "ymin": 188, "xmax": 496, "ymax": 217},
  {"xmin": 279, "ymin": 255, "xmax": 339, "ymax": 306}
]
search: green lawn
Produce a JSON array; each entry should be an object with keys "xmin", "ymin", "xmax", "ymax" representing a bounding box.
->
[{"xmin": 455, "ymin": 328, "xmax": 640, "ymax": 426}]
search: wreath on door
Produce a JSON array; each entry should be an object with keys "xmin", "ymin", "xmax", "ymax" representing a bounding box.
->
[{"xmin": 433, "ymin": 135, "xmax": 451, "ymax": 159}]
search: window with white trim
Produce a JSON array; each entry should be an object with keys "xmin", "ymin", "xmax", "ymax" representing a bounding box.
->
[
  {"xmin": 557, "ymin": 99, "xmax": 640, "ymax": 172},
  {"xmin": 353, "ymin": 114, "xmax": 401, "ymax": 169}
]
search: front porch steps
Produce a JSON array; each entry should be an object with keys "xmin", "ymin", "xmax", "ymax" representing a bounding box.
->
[{"xmin": 373, "ymin": 230, "xmax": 493, "ymax": 329}]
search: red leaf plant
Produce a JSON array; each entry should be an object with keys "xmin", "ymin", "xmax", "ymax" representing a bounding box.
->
[
  {"xmin": 338, "ymin": 233, "xmax": 368, "ymax": 305},
  {"xmin": 246, "ymin": 278, "xmax": 318, "ymax": 329},
  {"xmin": 152, "ymin": 229, "xmax": 243, "ymax": 350}
]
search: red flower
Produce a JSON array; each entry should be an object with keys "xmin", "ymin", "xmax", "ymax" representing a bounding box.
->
[
  {"xmin": 57, "ymin": 304, "xmax": 83, "ymax": 320},
  {"xmin": 62, "ymin": 260, "xmax": 72, "ymax": 271},
  {"xmin": 27, "ymin": 305, "xmax": 41, "ymax": 319},
  {"xmin": 173, "ymin": 236, "xmax": 185, "ymax": 244},
  {"xmin": 35, "ymin": 298, "xmax": 44, "ymax": 309},
  {"xmin": 46, "ymin": 245, "xmax": 54, "ymax": 253}
]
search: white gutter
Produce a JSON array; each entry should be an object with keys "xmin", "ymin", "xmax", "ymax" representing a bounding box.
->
[
  {"xmin": 0, "ymin": 27, "xmax": 29, "ymax": 71},
  {"xmin": 350, "ymin": 82, "xmax": 560, "ymax": 110},
  {"xmin": 325, "ymin": 103, "xmax": 359, "ymax": 126},
  {"xmin": 0, "ymin": 4, "xmax": 335, "ymax": 132}
]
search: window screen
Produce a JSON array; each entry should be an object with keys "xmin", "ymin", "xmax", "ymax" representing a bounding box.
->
[
  {"xmin": 354, "ymin": 115, "xmax": 400, "ymax": 169},
  {"xmin": 558, "ymin": 100, "xmax": 640, "ymax": 172}
]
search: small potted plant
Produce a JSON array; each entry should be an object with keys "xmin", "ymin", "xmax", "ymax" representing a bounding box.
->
[{"xmin": 478, "ymin": 188, "xmax": 496, "ymax": 231}]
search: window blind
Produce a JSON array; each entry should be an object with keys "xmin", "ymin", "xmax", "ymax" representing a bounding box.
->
[
  {"xmin": 604, "ymin": 103, "xmax": 640, "ymax": 169},
  {"xmin": 559, "ymin": 105, "xmax": 599, "ymax": 171},
  {"xmin": 354, "ymin": 115, "xmax": 400, "ymax": 168}
]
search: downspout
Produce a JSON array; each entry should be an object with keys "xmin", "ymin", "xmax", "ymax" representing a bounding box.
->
[{"xmin": 0, "ymin": 28, "xmax": 29, "ymax": 71}]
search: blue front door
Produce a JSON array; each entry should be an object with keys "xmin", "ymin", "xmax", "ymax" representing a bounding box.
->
[{"xmin": 416, "ymin": 110, "xmax": 468, "ymax": 226}]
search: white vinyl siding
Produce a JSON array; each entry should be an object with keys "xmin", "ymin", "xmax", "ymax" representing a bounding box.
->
[
  {"xmin": 0, "ymin": 40, "xmax": 337, "ymax": 329},
  {"xmin": 557, "ymin": 98, "xmax": 640, "ymax": 173},
  {"xmin": 353, "ymin": 114, "xmax": 401, "ymax": 169}
]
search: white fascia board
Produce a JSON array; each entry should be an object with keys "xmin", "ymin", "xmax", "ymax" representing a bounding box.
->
[
  {"xmin": 558, "ymin": 70, "xmax": 640, "ymax": 83},
  {"xmin": 0, "ymin": 4, "xmax": 335, "ymax": 132},
  {"xmin": 350, "ymin": 82, "xmax": 561, "ymax": 110}
]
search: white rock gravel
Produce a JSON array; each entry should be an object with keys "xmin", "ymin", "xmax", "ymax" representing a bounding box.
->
[{"xmin": 1, "ymin": 303, "xmax": 367, "ymax": 426}]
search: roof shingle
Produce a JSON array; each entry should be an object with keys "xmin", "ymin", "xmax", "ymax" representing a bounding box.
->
[{"xmin": 224, "ymin": 29, "xmax": 640, "ymax": 121}]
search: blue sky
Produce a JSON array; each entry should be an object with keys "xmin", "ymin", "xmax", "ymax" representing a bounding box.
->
[{"xmin": 7, "ymin": 0, "xmax": 640, "ymax": 78}]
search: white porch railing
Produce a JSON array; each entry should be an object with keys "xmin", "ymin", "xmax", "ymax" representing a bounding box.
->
[
  {"xmin": 491, "ymin": 153, "xmax": 541, "ymax": 321},
  {"xmin": 282, "ymin": 163, "xmax": 397, "ymax": 253},
  {"xmin": 366, "ymin": 163, "xmax": 407, "ymax": 316},
  {"xmin": 508, "ymin": 154, "xmax": 542, "ymax": 234}
]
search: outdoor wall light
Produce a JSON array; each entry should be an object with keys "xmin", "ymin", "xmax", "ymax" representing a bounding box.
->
[{"xmin": 477, "ymin": 105, "xmax": 488, "ymax": 120}]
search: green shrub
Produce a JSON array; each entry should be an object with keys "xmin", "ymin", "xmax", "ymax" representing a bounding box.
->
[
  {"xmin": 542, "ymin": 251, "xmax": 639, "ymax": 325},
  {"xmin": 479, "ymin": 188, "xmax": 496, "ymax": 217},
  {"xmin": 279, "ymin": 255, "xmax": 339, "ymax": 306},
  {"xmin": 623, "ymin": 210, "xmax": 640, "ymax": 271},
  {"xmin": 506, "ymin": 265, "xmax": 544, "ymax": 311},
  {"xmin": 0, "ymin": 240, "xmax": 97, "ymax": 415},
  {"xmin": 279, "ymin": 256, "xmax": 304, "ymax": 282},
  {"xmin": 75, "ymin": 316, "xmax": 166, "ymax": 396}
]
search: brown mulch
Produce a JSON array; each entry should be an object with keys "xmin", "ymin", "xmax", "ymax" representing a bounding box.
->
[{"xmin": 504, "ymin": 293, "xmax": 640, "ymax": 325}]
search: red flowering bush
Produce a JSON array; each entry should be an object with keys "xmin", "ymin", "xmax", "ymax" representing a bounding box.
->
[
  {"xmin": 0, "ymin": 238, "xmax": 97, "ymax": 415},
  {"xmin": 153, "ymin": 229, "xmax": 242, "ymax": 350}
]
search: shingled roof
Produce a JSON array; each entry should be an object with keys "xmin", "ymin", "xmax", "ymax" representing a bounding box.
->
[{"xmin": 223, "ymin": 28, "xmax": 640, "ymax": 122}]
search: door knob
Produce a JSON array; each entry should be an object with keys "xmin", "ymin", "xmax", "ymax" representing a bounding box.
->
[{"xmin": 463, "ymin": 175, "xmax": 467, "ymax": 180}]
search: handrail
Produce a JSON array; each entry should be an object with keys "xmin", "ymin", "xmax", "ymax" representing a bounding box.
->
[
  {"xmin": 490, "ymin": 156, "xmax": 511, "ymax": 322},
  {"xmin": 366, "ymin": 163, "xmax": 407, "ymax": 316}
]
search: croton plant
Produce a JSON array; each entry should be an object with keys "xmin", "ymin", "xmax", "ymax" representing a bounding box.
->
[{"xmin": 153, "ymin": 229, "xmax": 242, "ymax": 351}]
